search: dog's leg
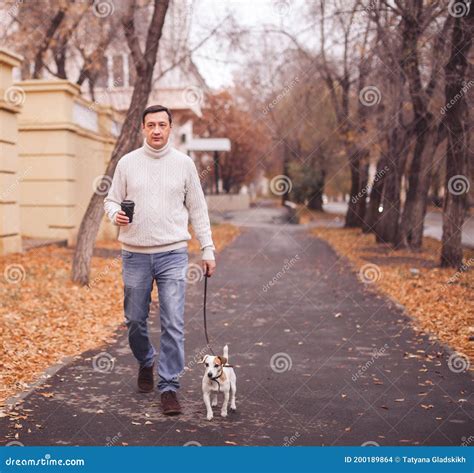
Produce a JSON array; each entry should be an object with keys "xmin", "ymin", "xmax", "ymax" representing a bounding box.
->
[
  {"xmin": 211, "ymin": 394, "xmax": 218, "ymax": 407},
  {"xmin": 230, "ymin": 379, "xmax": 237, "ymax": 411},
  {"xmin": 203, "ymin": 392, "xmax": 213, "ymax": 421},
  {"xmin": 221, "ymin": 389, "xmax": 230, "ymax": 417}
]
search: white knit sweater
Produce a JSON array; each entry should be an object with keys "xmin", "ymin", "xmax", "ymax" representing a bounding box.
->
[{"xmin": 103, "ymin": 139, "xmax": 215, "ymax": 260}]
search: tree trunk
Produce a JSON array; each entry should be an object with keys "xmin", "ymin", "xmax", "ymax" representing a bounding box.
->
[
  {"xmin": 375, "ymin": 128, "xmax": 407, "ymax": 245},
  {"xmin": 307, "ymin": 171, "xmax": 326, "ymax": 211},
  {"xmin": 356, "ymin": 160, "xmax": 369, "ymax": 224},
  {"xmin": 33, "ymin": 8, "xmax": 66, "ymax": 78},
  {"xmin": 345, "ymin": 143, "xmax": 370, "ymax": 228},
  {"xmin": 396, "ymin": 2, "xmax": 433, "ymax": 249},
  {"xmin": 55, "ymin": 49, "xmax": 67, "ymax": 79},
  {"xmin": 362, "ymin": 153, "xmax": 387, "ymax": 234},
  {"xmin": 441, "ymin": 3, "xmax": 473, "ymax": 268},
  {"xmin": 397, "ymin": 117, "xmax": 435, "ymax": 249},
  {"xmin": 71, "ymin": 0, "xmax": 169, "ymax": 285},
  {"xmin": 345, "ymin": 148, "xmax": 361, "ymax": 227}
]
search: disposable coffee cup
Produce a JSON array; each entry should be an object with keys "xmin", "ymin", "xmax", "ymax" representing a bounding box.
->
[{"xmin": 121, "ymin": 200, "xmax": 135, "ymax": 223}]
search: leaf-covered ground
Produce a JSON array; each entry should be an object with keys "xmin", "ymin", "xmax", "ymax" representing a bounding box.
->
[
  {"xmin": 311, "ymin": 226, "xmax": 473, "ymax": 365},
  {"xmin": 0, "ymin": 223, "xmax": 241, "ymax": 405}
]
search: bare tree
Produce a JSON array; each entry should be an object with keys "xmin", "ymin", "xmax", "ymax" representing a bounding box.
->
[
  {"xmin": 71, "ymin": 0, "xmax": 170, "ymax": 285},
  {"xmin": 364, "ymin": 1, "xmax": 450, "ymax": 248},
  {"xmin": 32, "ymin": 5, "xmax": 68, "ymax": 78},
  {"xmin": 365, "ymin": 2, "xmax": 416, "ymax": 245},
  {"xmin": 441, "ymin": 1, "xmax": 473, "ymax": 268},
  {"xmin": 395, "ymin": 1, "xmax": 451, "ymax": 248},
  {"xmin": 3, "ymin": 0, "xmax": 117, "ymax": 97},
  {"xmin": 318, "ymin": 0, "xmax": 375, "ymax": 227}
]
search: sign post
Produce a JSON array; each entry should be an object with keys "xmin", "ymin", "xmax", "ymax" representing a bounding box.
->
[{"xmin": 187, "ymin": 138, "xmax": 231, "ymax": 195}]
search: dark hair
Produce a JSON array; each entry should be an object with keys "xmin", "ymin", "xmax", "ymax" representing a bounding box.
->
[{"xmin": 142, "ymin": 105, "xmax": 172, "ymax": 125}]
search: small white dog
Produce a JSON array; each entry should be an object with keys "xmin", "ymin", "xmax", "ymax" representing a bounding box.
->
[{"xmin": 200, "ymin": 345, "xmax": 236, "ymax": 421}]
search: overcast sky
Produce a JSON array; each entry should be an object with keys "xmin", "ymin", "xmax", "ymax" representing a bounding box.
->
[{"xmin": 190, "ymin": 0, "xmax": 305, "ymax": 89}]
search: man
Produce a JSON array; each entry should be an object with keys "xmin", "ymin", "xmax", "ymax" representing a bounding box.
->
[{"xmin": 104, "ymin": 105, "xmax": 216, "ymax": 415}]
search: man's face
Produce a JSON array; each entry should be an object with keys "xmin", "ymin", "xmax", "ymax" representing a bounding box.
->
[{"xmin": 142, "ymin": 111, "xmax": 172, "ymax": 149}]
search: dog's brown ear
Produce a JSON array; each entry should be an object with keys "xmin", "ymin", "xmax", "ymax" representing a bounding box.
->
[
  {"xmin": 198, "ymin": 355, "xmax": 209, "ymax": 364},
  {"xmin": 218, "ymin": 356, "xmax": 228, "ymax": 366}
]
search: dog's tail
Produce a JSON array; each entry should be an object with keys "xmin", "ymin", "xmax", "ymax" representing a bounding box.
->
[{"xmin": 223, "ymin": 344, "xmax": 229, "ymax": 362}]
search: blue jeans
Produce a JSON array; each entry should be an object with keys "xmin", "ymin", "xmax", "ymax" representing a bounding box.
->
[{"xmin": 121, "ymin": 247, "xmax": 188, "ymax": 392}]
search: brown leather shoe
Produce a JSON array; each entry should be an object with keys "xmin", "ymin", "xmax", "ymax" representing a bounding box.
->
[
  {"xmin": 137, "ymin": 364, "xmax": 154, "ymax": 393},
  {"xmin": 161, "ymin": 390, "xmax": 182, "ymax": 415}
]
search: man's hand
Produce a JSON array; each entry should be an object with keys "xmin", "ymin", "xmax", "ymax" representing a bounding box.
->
[
  {"xmin": 202, "ymin": 259, "xmax": 216, "ymax": 277},
  {"xmin": 115, "ymin": 210, "xmax": 130, "ymax": 226}
]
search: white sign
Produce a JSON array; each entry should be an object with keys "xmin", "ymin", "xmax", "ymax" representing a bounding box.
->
[{"xmin": 187, "ymin": 138, "xmax": 231, "ymax": 152}]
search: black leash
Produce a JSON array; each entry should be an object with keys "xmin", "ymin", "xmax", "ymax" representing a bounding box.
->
[
  {"xmin": 202, "ymin": 271, "xmax": 234, "ymax": 385},
  {"xmin": 203, "ymin": 272, "xmax": 221, "ymax": 392},
  {"xmin": 203, "ymin": 272, "xmax": 216, "ymax": 356}
]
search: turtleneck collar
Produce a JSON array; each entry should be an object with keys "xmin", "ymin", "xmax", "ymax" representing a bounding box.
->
[{"xmin": 143, "ymin": 138, "xmax": 172, "ymax": 159}]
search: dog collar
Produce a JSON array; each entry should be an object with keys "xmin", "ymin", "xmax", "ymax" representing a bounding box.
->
[
  {"xmin": 209, "ymin": 365, "xmax": 233, "ymax": 392},
  {"xmin": 210, "ymin": 376, "xmax": 221, "ymax": 392}
]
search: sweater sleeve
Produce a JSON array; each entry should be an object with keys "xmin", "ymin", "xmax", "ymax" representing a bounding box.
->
[
  {"xmin": 185, "ymin": 158, "xmax": 215, "ymax": 260},
  {"xmin": 103, "ymin": 161, "xmax": 126, "ymax": 226}
]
